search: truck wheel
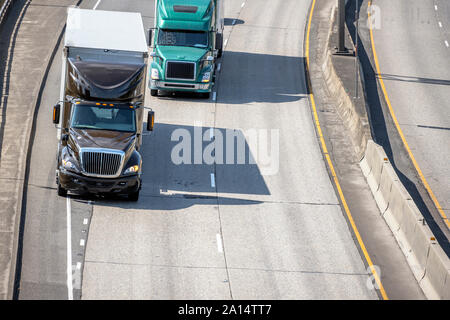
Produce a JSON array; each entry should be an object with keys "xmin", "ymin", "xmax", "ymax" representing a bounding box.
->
[
  {"xmin": 57, "ymin": 183, "xmax": 67, "ymax": 197},
  {"xmin": 217, "ymin": 48, "xmax": 223, "ymax": 58},
  {"xmin": 200, "ymin": 92, "xmax": 210, "ymax": 99},
  {"xmin": 128, "ymin": 190, "xmax": 140, "ymax": 201},
  {"xmin": 150, "ymin": 89, "xmax": 158, "ymax": 97}
]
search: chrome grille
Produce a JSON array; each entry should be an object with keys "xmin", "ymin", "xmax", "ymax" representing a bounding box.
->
[
  {"xmin": 166, "ymin": 61, "xmax": 195, "ymax": 80},
  {"xmin": 81, "ymin": 150, "xmax": 124, "ymax": 177}
]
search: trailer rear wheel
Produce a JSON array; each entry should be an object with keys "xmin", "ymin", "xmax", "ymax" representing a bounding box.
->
[
  {"xmin": 128, "ymin": 190, "xmax": 140, "ymax": 201},
  {"xmin": 150, "ymin": 89, "xmax": 158, "ymax": 96}
]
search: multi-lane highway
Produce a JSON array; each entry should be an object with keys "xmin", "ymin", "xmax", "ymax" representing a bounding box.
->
[
  {"xmin": 16, "ymin": 0, "xmax": 381, "ymax": 299},
  {"xmin": 370, "ymin": 0, "xmax": 450, "ymax": 229}
]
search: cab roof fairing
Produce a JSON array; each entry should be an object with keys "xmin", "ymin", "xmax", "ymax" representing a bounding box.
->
[{"xmin": 157, "ymin": 0, "xmax": 214, "ymax": 31}]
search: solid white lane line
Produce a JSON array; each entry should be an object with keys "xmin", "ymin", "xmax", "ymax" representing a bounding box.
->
[
  {"xmin": 66, "ymin": 196, "xmax": 73, "ymax": 300},
  {"xmin": 212, "ymin": 91, "xmax": 217, "ymax": 101},
  {"xmin": 210, "ymin": 173, "xmax": 215, "ymax": 188},
  {"xmin": 216, "ymin": 233, "xmax": 223, "ymax": 253},
  {"xmin": 93, "ymin": 0, "xmax": 101, "ymax": 10}
]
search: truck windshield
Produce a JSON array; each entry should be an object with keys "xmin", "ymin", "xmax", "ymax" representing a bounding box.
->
[
  {"xmin": 70, "ymin": 104, "xmax": 136, "ymax": 133},
  {"xmin": 157, "ymin": 29, "xmax": 208, "ymax": 48}
]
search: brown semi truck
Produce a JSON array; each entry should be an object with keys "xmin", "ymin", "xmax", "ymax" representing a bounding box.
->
[{"xmin": 52, "ymin": 8, "xmax": 154, "ymax": 201}]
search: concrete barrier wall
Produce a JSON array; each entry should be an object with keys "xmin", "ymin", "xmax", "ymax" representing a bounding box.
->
[
  {"xmin": 321, "ymin": 36, "xmax": 370, "ymax": 160},
  {"xmin": 360, "ymin": 140, "xmax": 450, "ymax": 299},
  {"xmin": 319, "ymin": 3, "xmax": 372, "ymax": 161}
]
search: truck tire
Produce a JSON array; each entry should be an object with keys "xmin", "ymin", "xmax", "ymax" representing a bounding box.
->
[
  {"xmin": 150, "ymin": 89, "xmax": 158, "ymax": 96},
  {"xmin": 57, "ymin": 183, "xmax": 67, "ymax": 197},
  {"xmin": 200, "ymin": 92, "xmax": 210, "ymax": 99},
  {"xmin": 216, "ymin": 33, "xmax": 223, "ymax": 58},
  {"xmin": 128, "ymin": 190, "xmax": 140, "ymax": 201}
]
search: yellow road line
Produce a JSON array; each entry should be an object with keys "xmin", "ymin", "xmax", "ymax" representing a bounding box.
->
[
  {"xmin": 367, "ymin": 1, "xmax": 449, "ymax": 230},
  {"xmin": 305, "ymin": 0, "xmax": 388, "ymax": 300}
]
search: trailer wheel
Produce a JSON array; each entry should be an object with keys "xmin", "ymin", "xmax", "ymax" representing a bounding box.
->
[
  {"xmin": 57, "ymin": 182, "xmax": 67, "ymax": 197},
  {"xmin": 150, "ymin": 89, "xmax": 158, "ymax": 97},
  {"xmin": 128, "ymin": 190, "xmax": 140, "ymax": 201}
]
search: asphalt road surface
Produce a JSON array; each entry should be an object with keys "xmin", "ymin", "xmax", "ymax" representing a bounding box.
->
[
  {"xmin": 371, "ymin": 0, "xmax": 450, "ymax": 228},
  {"xmin": 18, "ymin": 0, "xmax": 378, "ymax": 299}
]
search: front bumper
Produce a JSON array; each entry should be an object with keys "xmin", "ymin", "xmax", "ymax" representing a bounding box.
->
[
  {"xmin": 58, "ymin": 168, "xmax": 141, "ymax": 195},
  {"xmin": 150, "ymin": 80, "xmax": 212, "ymax": 92}
]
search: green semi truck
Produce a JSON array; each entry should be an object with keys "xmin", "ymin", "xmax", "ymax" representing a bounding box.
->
[{"xmin": 149, "ymin": 0, "xmax": 224, "ymax": 98}]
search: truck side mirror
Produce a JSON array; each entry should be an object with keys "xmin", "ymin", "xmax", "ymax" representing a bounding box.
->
[
  {"xmin": 148, "ymin": 29, "xmax": 153, "ymax": 47},
  {"xmin": 147, "ymin": 110, "xmax": 155, "ymax": 131},
  {"xmin": 61, "ymin": 133, "xmax": 69, "ymax": 146},
  {"xmin": 53, "ymin": 104, "xmax": 60, "ymax": 124}
]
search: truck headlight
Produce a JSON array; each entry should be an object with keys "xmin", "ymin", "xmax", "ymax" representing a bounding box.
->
[
  {"xmin": 151, "ymin": 68, "xmax": 160, "ymax": 80},
  {"xmin": 62, "ymin": 158, "xmax": 76, "ymax": 170},
  {"xmin": 201, "ymin": 72, "xmax": 211, "ymax": 83},
  {"xmin": 124, "ymin": 165, "xmax": 139, "ymax": 174}
]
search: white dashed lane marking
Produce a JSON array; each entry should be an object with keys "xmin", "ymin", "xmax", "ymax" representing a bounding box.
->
[
  {"xmin": 216, "ymin": 234, "xmax": 223, "ymax": 253},
  {"xmin": 210, "ymin": 173, "xmax": 215, "ymax": 188},
  {"xmin": 93, "ymin": 0, "xmax": 102, "ymax": 10}
]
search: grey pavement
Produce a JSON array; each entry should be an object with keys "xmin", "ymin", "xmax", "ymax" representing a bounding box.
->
[
  {"xmin": 81, "ymin": 0, "xmax": 377, "ymax": 299},
  {"xmin": 12, "ymin": 0, "xmax": 416, "ymax": 301}
]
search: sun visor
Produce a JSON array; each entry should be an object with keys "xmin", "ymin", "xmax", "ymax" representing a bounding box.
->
[{"xmin": 67, "ymin": 58, "xmax": 146, "ymax": 101}]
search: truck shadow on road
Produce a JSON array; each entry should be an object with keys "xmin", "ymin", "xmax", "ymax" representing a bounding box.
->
[
  {"xmin": 93, "ymin": 122, "xmax": 272, "ymax": 210},
  {"xmin": 224, "ymin": 18, "xmax": 244, "ymax": 26},
  {"xmin": 154, "ymin": 52, "xmax": 309, "ymax": 105},
  {"xmin": 378, "ymin": 74, "xmax": 450, "ymax": 87},
  {"xmin": 216, "ymin": 52, "xmax": 309, "ymax": 105}
]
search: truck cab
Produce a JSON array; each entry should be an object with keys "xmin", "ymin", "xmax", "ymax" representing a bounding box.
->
[
  {"xmin": 149, "ymin": 0, "xmax": 224, "ymax": 98},
  {"xmin": 53, "ymin": 8, "xmax": 154, "ymax": 201}
]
